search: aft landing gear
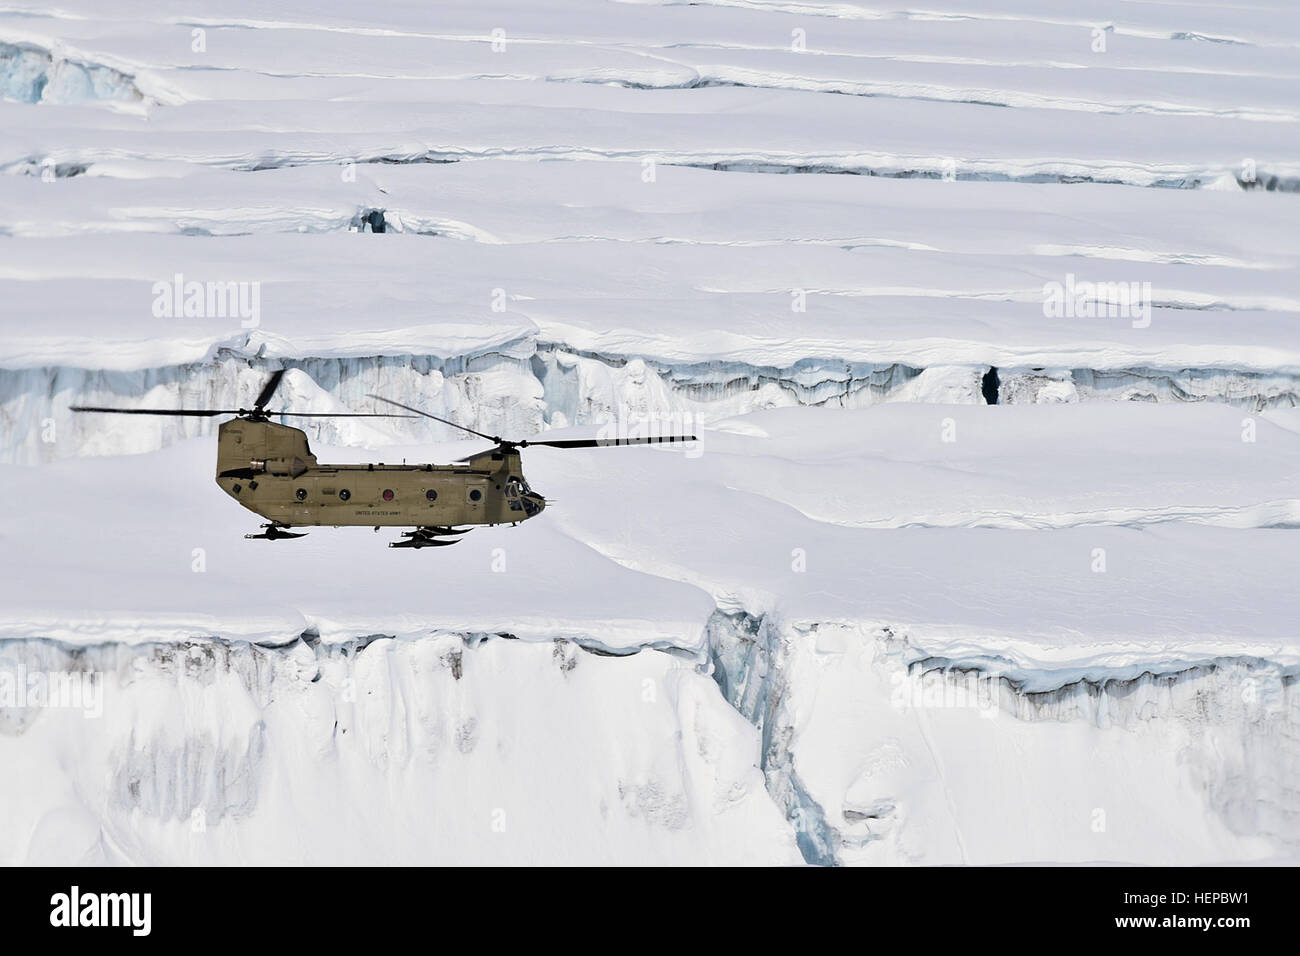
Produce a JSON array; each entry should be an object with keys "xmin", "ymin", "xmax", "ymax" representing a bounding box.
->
[
  {"xmin": 389, "ymin": 526, "xmax": 471, "ymax": 549},
  {"xmin": 245, "ymin": 522, "xmax": 307, "ymax": 540}
]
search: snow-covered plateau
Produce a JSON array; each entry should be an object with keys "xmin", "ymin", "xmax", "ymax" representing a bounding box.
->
[{"xmin": 0, "ymin": 0, "xmax": 1297, "ymax": 865}]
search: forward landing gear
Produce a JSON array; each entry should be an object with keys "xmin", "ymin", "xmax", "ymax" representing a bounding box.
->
[
  {"xmin": 245, "ymin": 522, "xmax": 307, "ymax": 540},
  {"xmin": 388, "ymin": 526, "xmax": 471, "ymax": 549}
]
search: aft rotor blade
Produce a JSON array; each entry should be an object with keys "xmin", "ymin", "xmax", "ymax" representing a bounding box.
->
[
  {"xmin": 520, "ymin": 435, "xmax": 698, "ymax": 449},
  {"xmin": 269, "ymin": 411, "xmax": 418, "ymax": 418},
  {"xmin": 367, "ymin": 394, "xmax": 501, "ymax": 442},
  {"xmin": 71, "ymin": 406, "xmax": 237, "ymax": 417},
  {"xmin": 253, "ymin": 368, "xmax": 287, "ymax": 410}
]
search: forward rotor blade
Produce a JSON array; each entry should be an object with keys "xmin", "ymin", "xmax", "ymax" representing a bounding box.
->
[
  {"xmin": 71, "ymin": 406, "xmax": 237, "ymax": 417},
  {"xmin": 520, "ymin": 435, "xmax": 698, "ymax": 449},
  {"xmin": 367, "ymin": 394, "xmax": 501, "ymax": 442},
  {"xmin": 71, "ymin": 405, "xmax": 417, "ymax": 419},
  {"xmin": 253, "ymin": 368, "xmax": 287, "ymax": 411}
]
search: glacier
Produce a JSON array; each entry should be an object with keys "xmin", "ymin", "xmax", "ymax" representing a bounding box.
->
[
  {"xmin": 0, "ymin": 41, "xmax": 147, "ymax": 107},
  {"xmin": 1, "ymin": 410, "xmax": 1297, "ymax": 864},
  {"xmin": 1, "ymin": 0, "xmax": 1299, "ymax": 865},
  {"xmin": 0, "ymin": 631, "xmax": 801, "ymax": 865},
  {"xmin": 3, "ymin": 602, "xmax": 1294, "ymax": 865},
  {"xmin": 6, "ymin": 349, "xmax": 1300, "ymax": 466}
]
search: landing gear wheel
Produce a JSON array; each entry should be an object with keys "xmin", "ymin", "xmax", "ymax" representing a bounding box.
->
[
  {"xmin": 245, "ymin": 523, "xmax": 307, "ymax": 540},
  {"xmin": 388, "ymin": 526, "xmax": 470, "ymax": 549}
]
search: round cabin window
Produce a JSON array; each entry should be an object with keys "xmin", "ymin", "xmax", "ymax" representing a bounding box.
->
[
  {"xmin": 469, "ymin": 489, "xmax": 482, "ymax": 502},
  {"xmin": 382, "ymin": 489, "xmax": 394, "ymax": 501},
  {"xmin": 339, "ymin": 489, "xmax": 351, "ymax": 501},
  {"xmin": 295, "ymin": 488, "xmax": 307, "ymax": 501},
  {"xmin": 426, "ymin": 489, "xmax": 437, "ymax": 501}
]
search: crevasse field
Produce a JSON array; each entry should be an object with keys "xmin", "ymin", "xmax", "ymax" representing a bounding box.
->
[{"xmin": 0, "ymin": 0, "xmax": 1298, "ymax": 866}]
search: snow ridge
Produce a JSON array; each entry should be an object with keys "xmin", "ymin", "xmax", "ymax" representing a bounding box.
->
[
  {"xmin": 6, "ymin": 347, "xmax": 1299, "ymax": 465},
  {"xmin": 0, "ymin": 40, "xmax": 147, "ymax": 106}
]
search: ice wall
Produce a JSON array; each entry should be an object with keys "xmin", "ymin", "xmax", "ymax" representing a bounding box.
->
[
  {"xmin": 5, "ymin": 343, "xmax": 1297, "ymax": 464},
  {"xmin": 708, "ymin": 613, "xmax": 1300, "ymax": 865},
  {"xmin": 0, "ymin": 41, "xmax": 145, "ymax": 106},
  {"xmin": 0, "ymin": 630, "xmax": 800, "ymax": 865},
  {"xmin": 2, "ymin": 608, "xmax": 1293, "ymax": 865}
]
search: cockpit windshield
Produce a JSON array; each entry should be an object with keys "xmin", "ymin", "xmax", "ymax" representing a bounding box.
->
[
  {"xmin": 504, "ymin": 475, "xmax": 541, "ymax": 515},
  {"xmin": 505, "ymin": 476, "xmax": 531, "ymax": 510}
]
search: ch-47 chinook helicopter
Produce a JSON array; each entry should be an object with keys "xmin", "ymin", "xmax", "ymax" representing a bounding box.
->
[{"xmin": 72, "ymin": 369, "xmax": 696, "ymax": 548}]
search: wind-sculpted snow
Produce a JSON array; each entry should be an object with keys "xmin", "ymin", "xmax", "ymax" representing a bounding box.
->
[
  {"xmin": 2, "ymin": 164, "xmax": 1298, "ymax": 399},
  {"xmin": 1, "ymin": 165, "xmax": 1298, "ymax": 462},
  {"xmin": 2, "ymin": 0, "xmax": 1299, "ymax": 865},
  {"xmin": 2, "ymin": 2, "xmax": 1300, "ymax": 188},
  {"xmin": 1, "ymin": 423, "xmax": 1295, "ymax": 654}
]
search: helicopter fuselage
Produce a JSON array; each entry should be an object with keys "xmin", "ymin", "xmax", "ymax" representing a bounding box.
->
[
  {"xmin": 214, "ymin": 418, "xmax": 544, "ymax": 529},
  {"xmin": 72, "ymin": 367, "xmax": 690, "ymax": 547}
]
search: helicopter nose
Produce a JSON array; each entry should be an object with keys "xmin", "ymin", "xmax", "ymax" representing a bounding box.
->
[{"xmin": 523, "ymin": 492, "xmax": 545, "ymax": 517}]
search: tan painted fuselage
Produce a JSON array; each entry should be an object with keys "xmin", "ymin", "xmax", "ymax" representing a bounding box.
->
[{"xmin": 215, "ymin": 419, "xmax": 543, "ymax": 529}]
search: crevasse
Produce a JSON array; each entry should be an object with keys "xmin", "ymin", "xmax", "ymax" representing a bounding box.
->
[{"xmin": 4, "ymin": 341, "xmax": 1297, "ymax": 464}]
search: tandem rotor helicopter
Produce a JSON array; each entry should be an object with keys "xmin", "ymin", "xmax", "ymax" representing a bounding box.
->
[{"xmin": 72, "ymin": 369, "xmax": 696, "ymax": 548}]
